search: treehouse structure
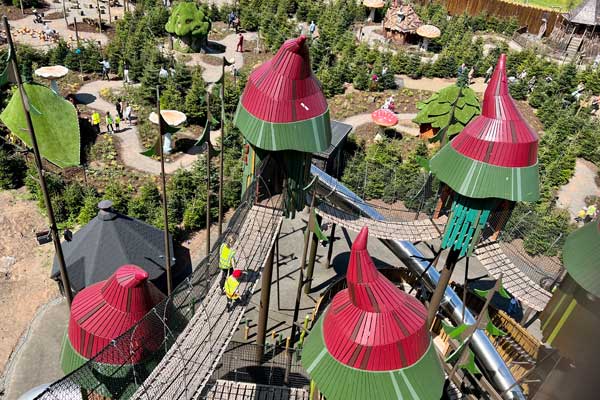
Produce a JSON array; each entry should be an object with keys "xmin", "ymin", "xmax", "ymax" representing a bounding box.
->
[
  {"xmin": 430, "ymin": 53, "xmax": 540, "ymax": 248},
  {"xmin": 302, "ymin": 227, "xmax": 445, "ymax": 399},
  {"xmin": 233, "ymin": 35, "xmax": 331, "ymax": 216},
  {"xmin": 60, "ymin": 265, "xmax": 166, "ymax": 399},
  {"xmin": 548, "ymin": 0, "xmax": 600, "ymax": 59},
  {"xmin": 536, "ymin": 217, "xmax": 600, "ymax": 399}
]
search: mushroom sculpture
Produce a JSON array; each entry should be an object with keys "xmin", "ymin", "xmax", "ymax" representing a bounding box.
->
[
  {"xmin": 371, "ymin": 107, "xmax": 398, "ymax": 139},
  {"xmin": 34, "ymin": 65, "xmax": 69, "ymax": 94},
  {"xmin": 363, "ymin": 0, "xmax": 384, "ymax": 22},
  {"xmin": 302, "ymin": 227, "xmax": 445, "ymax": 399},
  {"xmin": 149, "ymin": 109, "xmax": 187, "ymax": 154},
  {"xmin": 416, "ymin": 24, "xmax": 441, "ymax": 52}
]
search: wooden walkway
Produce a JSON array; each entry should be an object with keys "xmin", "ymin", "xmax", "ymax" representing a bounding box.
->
[
  {"xmin": 131, "ymin": 205, "xmax": 283, "ymax": 400},
  {"xmin": 316, "ymin": 202, "xmax": 446, "ymax": 242},
  {"xmin": 202, "ymin": 380, "xmax": 309, "ymax": 400},
  {"xmin": 474, "ymin": 241, "xmax": 552, "ymax": 312}
]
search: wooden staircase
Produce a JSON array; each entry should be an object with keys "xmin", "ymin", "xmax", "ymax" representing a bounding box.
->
[{"xmin": 565, "ymin": 36, "xmax": 583, "ymax": 58}]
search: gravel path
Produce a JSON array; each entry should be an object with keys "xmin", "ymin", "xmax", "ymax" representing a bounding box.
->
[
  {"xmin": 76, "ymin": 80, "xmax": 199, "ymax": 174},
  {"xmin": 556, "ymin": 158, "xmax": 600, "ymax": 219}
]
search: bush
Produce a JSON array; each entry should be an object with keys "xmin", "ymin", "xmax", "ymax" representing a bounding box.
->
[
  {"xmin": 0, "ymin": 146, "xmax": 26, "ymax": 189},
  {"xmin": 165, "ymin": 2, "xmax": 212, "ymax": 51}
]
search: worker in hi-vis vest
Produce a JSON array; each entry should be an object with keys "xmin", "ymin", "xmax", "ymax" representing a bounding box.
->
[
  {"xmin": 219, "ymin": 236, "xmax": 237, "ymax": 292},
  {"xmin": 224, "ymin": 269, "xmax": 243, "ymax": 310},
  {"xmin": 91, "ymin": 111, "xmax": 101, "ymax": 135}
]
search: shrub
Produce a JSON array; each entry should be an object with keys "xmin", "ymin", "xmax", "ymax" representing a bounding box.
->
[{"xmin": 0, "ymin": 146, "xmax": 26, "ymax": 189}]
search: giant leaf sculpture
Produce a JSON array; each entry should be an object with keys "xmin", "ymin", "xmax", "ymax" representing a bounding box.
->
[
  {"xmin": 413, "ymin": 84, "xmax": 481, "ymax": 145},
  {"xmin": 1, "ymin": 83, "xmax": 80, "ymax": 168}
]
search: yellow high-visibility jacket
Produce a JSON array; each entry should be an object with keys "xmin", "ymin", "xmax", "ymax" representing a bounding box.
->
[
  {"xmin": 219, "ymin": 243, "xmax": 235, "ymax": 270},
  {"xmin": 224, "ymin": 276, "xmax": 240, "ymax": 300},
  {"xmin": 91, "ymin": 112, "xmax": 100, "ymax": 125}
]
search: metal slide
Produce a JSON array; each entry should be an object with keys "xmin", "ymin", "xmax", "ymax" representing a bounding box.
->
[{"xmin": 311, "ymin": 165, "xmax": 525, "ymax": 400}]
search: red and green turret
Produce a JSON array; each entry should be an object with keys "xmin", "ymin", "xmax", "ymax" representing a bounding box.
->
[
  {"xmin": 234, "ymin": 36, "xmax": 331, "ymax": 215},
  {"xmin": 426, "ymin": 53, "xmax": 540, "ymax": 326},
  {"xmin": 302, "ymin": 227, "xmax": 445, "ymax": 399}
]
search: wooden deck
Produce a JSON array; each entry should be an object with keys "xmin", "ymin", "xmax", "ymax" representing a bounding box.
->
[
  {"xmin": 202, "ymin": 380, "xmax": 309, "ymax": 400},
  {"xmin": 131, "ymin": 205, "xmax": 283, "ymax": 400}
]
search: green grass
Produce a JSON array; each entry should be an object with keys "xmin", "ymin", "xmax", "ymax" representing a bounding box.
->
[
  {"xmin": 501, "ymin": 0, "xmax": 582, "ymax": 12},
  {"xmin": 1, "ymin": 83, "xmax": 80, "ymax": 168}
]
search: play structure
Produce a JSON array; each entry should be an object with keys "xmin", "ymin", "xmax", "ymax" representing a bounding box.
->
[{"xmin": 32, "ymin": 42, "xmax": 558, "ymax": 400}]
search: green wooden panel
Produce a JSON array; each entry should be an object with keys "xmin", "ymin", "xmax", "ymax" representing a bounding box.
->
[
  {"xmin": 430, "ymin": 143, "xmax": 539, "ymax": 202},
  {"xmin": 233, "ymin": 101, "xmax": 332, "ymax": 153},
  {"xmin": 562, "ymin": 219, "xmax": 600, "ymax": 297}
]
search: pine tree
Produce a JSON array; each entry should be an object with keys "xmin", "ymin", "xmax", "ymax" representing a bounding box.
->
[
  {"xmin": 184, "ymin": 69, "xmax": 207, "ymax": 124},
  {"xmin": 140, "ymin": 50, "xmax": 163, "ymax": 102},
  {"xmin": 160, "ymin": 79, "xmax": 184, "ymax": 110}
]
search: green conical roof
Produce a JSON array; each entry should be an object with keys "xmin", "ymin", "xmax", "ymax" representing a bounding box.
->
[{"xmin": 562, "ymin": 218, "xmax": 600, "ymax": 297}]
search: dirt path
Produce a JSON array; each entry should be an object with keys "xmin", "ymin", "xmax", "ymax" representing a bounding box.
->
[
  {"xmin": 178, "ymin": 32, "xmax": 257, "ymax": 83},
  {"xmin": 556, "ymin": 158, "xmax": 600, "ymax": 219},
  {"xmin": 342, "ymin": 112, "xmax": 419, "ymax": 136},
  {"xmin": 76, "ymin": 80, "xmax": 200, "ymax": 174},
  {"xmin": 0, "ymin": 189, "xmax": 58, "ymax": 378},
  {"xmin": 398, "ymin": 75, "xmax": 488, "ymax": 94}
]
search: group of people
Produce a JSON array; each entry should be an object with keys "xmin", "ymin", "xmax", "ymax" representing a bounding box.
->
[
  {"xmin": 90, "ymin": 99, "xmax": 133, "ymax": 135},
  {"xmin": 458, "ymin": 63, "xmax": 476, "ymax": 85},
  {"xmin": 219, "ymin": 235, "xmax": 244, "ymax": 310},
  {"xmin": 228, "ymin": 11, "xmax": 241, "ymax": 32},
  {"xmin": 576, "ymin": 204, "xmax": 598, "ymax": 224}
]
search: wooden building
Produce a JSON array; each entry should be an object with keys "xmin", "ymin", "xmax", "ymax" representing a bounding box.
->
[
  {"xmin": 383, "ymin": 3, "xmax": 423, "ymax": 44},
  {"xmin": 536, "ymin": 218, "xmax": 600, "ymax": 399},
  {"xmin": 548, "ymin": 0, "xmax": 600, "ymax": 59}
]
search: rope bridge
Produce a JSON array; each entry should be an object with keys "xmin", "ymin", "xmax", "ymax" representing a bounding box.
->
[{"xmin": 35, "ymin": 177, "xmax": 284, "ymax": 400}]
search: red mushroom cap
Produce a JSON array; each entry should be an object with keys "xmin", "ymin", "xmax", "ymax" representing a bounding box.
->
[{"xmin": 371, "ymin": 108, "xmax": 398, "ymax": 127}]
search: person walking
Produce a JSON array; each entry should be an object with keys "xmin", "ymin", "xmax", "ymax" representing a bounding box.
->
[
  {"xmin": 309, "ymin": 20, "xmax": 316, "ymax": 36},
  {"xmin": 228, "ymin": 11, "xmax": 235, "ymax": 29},
  {"xmin": 100, "ymin": 59, "xmax": 110, "ymax": 80},
  {"xmin": 124, "ymin": 103, "xmax": 133, "ymax": 126},
  {"xmin": 123, "ymin": 62, "xmax": 130, "ymax": 84},
  {"xmin": 115, "ymin": 115, "xmax": 121, "ymax": 132},
  {"xmin": 236, "ymin": 33, "xmax": 244, "ymax": 52},
  {"xmin": 585, "ymin": 204, "xmax": 597, "ymax": 222},
  {"xmin": 224, "ymin": 269, "xmax": 243, "ymax": 311},
  {"xmin": 219, "ymin": 236, "xmax": 237, "ymax": 292},
  {"xmin": 115, "ymin": 99, "xmax": 122, "ymax": 119},
  {"xmin": 468, "ymin": 66, "xmax": 475, "ymax": 85},
  {"xmin": 91, "ymin": 111, "xmax": 101, "ymax": 135},
  {"xmin": 105, "ymin": 111, "xmax": 114, "ymax": 134}
]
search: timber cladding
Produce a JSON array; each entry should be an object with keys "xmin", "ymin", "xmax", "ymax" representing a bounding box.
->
[{"xmin": 422, "ymin": 0, "xmax": 562, "ymax": 36}]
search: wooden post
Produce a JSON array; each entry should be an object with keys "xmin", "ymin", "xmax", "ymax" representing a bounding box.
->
[
  {"xmin": 205, "ymin": 93, "xmax": 212, "ymax": 258},
  {"xmin": 290, "ymin": 183, "xmax": 317, "ymax": 345},
  {"xmin": 256, "ymin": 241, "xmax": 275, "ymax": 361},
  {"xmin": 73, "ymin": 17, "xmax": 80, "ymax": 47},
  {"xmin": 324, "ymin": 223, "xmax": 336, "ymax": 269},
  {"xmin": 107, "ymin": 0, "xmax": 112, "ymax": 25},
  {"xmin": 490, "ymin": 201, "xmax": 513, "ymax": 241},
  {"xmin": 156, "ymin": 87, "xmax": 173, "ymax": 296},
  {"xmin": 96, "ymin": 0, "xmax": 102, "ymax": 32},
  {"xmin": 2, "ymin": 17, "xmax": 73, "ymax": 306},
  {"xmin": 304, "ymin": 213, "xmax": 321, "ymax": 294},
  {"xmin": 433, "ymin": 185, "xmax": 450, "ymax": 219},
  {"xmin": 218, "ymin": 58, "xmax": 226, "ymax": 237},
  {"xmin": 427, "ymin": 249, "xmax": 459, "ymax": 330},
  {"xmin": 62, "ymin": 0, "xmax": 68, "ymax": 27}
]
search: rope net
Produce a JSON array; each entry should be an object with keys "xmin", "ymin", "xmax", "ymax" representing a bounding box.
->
[{"xmin": 35, "ymin": 168, "xmax": 285, "ymax": 400}]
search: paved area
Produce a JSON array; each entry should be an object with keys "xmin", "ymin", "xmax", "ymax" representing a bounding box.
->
[
  {"xmin": 556, "ymin": 158, "xmax": 600, "ymax": 220},
  {"xmin": 1, "ymin": 298, "xmax": 68, "ymax": 400}
]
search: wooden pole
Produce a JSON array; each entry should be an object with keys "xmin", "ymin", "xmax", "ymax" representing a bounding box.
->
[
  {"xmin": 427, "ymin": 249, "xmax": 459, "ymax": 330},
  {"xmin": 2, "ymin": 17, "xmax": 73, "ymax": 306},
  {"xmin": 62, "ymin": 0, "xmax": 68, "ymax": 27},
  {"xmin": 73, "ymin": 17, "xmax": 80, "ymax": 47},
  {"xmin": 324, "ymin": 223, "xmax": 336, "ymax": 269},
  {"xmin": 156, "ymin": 86, "xmax": 173, "ymax": 296},
  {"xmin": 290, "ymin": 183, "xmax": 317, "ymax": 345},
  {"xmin": 107, "ymin": 0, "xmax": 112, "ymax": 25},
  {"xmin": 205, "ymin": 93, "xmax": 212, "ymax": 258},
  {"xmin": 304, "ymin": 213, "xmax": 321, "ymax": 294},
  {"xmin": 218, "ymin": 58, "xmax": 226, "ymax": 237},
  {"xmin": 96, "ymin": 0, "xmax": 102, "ymax": 32},
  {"xmin": 256, "ymin": 241, "xmax": 275, "ymax": 361}
]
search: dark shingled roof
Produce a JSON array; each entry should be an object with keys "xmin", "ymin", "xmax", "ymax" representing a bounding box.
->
[
  {"xmin": 564, "ymin": 0, "xmax": 600, "ymax": 25},
  {"xmin": 51, "ymin": 201, "xmax": 175, "ymax": 294},
  {"xmin": 313, "ymin": 120, "xmax": 353, "ymax": 159}
]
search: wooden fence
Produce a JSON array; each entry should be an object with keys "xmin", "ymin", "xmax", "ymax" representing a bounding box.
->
[{"xmin": 418, "ymin": 0, "xmax": 563, "ymax": 37}]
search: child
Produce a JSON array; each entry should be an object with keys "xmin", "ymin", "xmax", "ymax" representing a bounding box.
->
[
  {"xmin": 115, "ymin": 115, "xmax": 121, "ymax": 132},
  {"xmin": 105, "ymin": 111, "xmax": 114, "ymax": 134}
]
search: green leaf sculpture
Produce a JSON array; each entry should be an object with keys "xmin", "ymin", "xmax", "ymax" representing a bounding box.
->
[
  {"xmin": 413, "ymin": 84, "xmax": 481, "ymax": 145},
  {"xmin": 165, "ymin": 2, "xmax": 212, "ymax": 52},
  {"xmin": 1, "ymin": 83, "xmax": 80, "ymax": 168}
]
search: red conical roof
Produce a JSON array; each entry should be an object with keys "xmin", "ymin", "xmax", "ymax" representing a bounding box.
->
[
  {"xmin": 240, "ymin": 36, "xmax": 328, "ymax": 124},
  {"xmin": 322, "ymin": 227, "xmax": 430, "ymax": 371},
  {"xmin": 450, "ymin": 54, "xmax": 538, "ymax": 168},
  {"xmin": 67, "ymin": 264, "xmax": 165, "ymax": 364}
]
